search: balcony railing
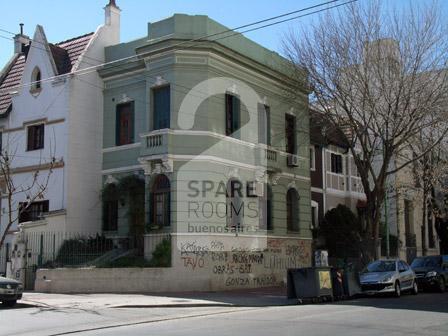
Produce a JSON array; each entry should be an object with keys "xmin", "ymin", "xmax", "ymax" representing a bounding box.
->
[
  {"xmin": 266, "ymin": 149, "xmax": 277, "ymax": 162},
  {"xmin": 146, "ymin": 134, "xmax": 163, "ymax": 148},
  {"xmin": 140, "ymin": 131, "xmax": 169, "ymax": 157}
]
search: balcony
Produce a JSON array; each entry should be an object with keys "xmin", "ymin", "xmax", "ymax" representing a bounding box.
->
[
  {"xmin": 266, "ymin": 148, "xmax": 277, "ymax": 162},
  {"xmin": 140, "ymin": 130, "xmax": 169, "ymax": 157}
]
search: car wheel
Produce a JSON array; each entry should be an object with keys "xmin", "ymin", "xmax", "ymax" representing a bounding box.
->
[
  {"xmin": 411, "ymin": 281, "xmax": 418, "ymax": 295},
  {"xmin": 2, "ymin": 300, "xmax": 17, "ymax": 307},
  {"xmin": 394, "ymin": 282, "xmax": 401, "ymax": 298},
  {"xmin": 437, "ymin": 277, "xmax": 446, "ymax": 293}
]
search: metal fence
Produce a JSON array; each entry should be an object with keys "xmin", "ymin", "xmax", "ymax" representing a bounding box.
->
[{"xmin": 21, "ymin": 232, "xmax": 171, "ymax": 269}]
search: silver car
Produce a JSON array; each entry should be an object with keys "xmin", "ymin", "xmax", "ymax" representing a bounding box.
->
[
  {"xmin": 0, "ymin": 276, "xmax": 23, "ymax": 307},
  {"xmin": 359, "ymin": 259, "xmax": 418, "ymax": 297}
]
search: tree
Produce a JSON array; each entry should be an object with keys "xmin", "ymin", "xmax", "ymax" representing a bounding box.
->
[
  {"xmin": 283, "ymin": 1, "xmax": 448, "ymax": 262},
  {"xmin": 0, "ymin": 142, "xmax": 56, "ymax": 250},
  {"xmin": 412, "ymin": 127, "xmax": 448, "ymax": 254},
  {"xmin": 319, "ymin": 205, "xmax": 362, "ymax": 260}
]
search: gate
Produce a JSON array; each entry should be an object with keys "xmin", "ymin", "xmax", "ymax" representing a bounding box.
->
[{"xmin": 25, "ymin": 266, "xmax": 37, "ymax": 290}]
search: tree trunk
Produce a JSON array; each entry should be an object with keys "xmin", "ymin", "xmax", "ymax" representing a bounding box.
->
[{"xmin": 359, "ymin": 190, "xmax": 384, "ymax": 265}]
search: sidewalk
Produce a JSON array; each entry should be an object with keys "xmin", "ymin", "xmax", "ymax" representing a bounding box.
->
[{"xmin": 20, "ymin": 286, "xmax": 295, "ymax": 310}]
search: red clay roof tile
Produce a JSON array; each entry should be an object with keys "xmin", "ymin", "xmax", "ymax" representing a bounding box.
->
[{"xmin": 0, "ymin": 32, "xmax": 95, "ymax": 116}]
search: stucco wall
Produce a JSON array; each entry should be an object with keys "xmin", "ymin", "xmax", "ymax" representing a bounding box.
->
[{"xmin": 35, "ymin": 236, "xmax": 311, "ymax": 293}]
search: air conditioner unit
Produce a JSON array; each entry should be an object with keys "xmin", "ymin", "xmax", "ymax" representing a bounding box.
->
[{"xmin": 287, "ymin": 154, "xmax": 300, "ymax": 167}]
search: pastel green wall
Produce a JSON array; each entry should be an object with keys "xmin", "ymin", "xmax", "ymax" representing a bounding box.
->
[{"xmin": 100, "ymin": 14, "xmax": 311, "ymax": 238}]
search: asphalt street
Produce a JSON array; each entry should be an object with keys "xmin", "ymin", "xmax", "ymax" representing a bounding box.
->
[{"xmin": 1, "ymin": 292, "xmax": 447, "ymax": 336}]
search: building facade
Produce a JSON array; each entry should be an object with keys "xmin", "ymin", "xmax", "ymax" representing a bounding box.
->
[
  {"xmin": 0, "ymin": 1, "xmax": 120, "ymax": 274},
  {"xmin": 310, "ymin": 111, "xmax": 366, "ymax": 229},
  {"xmin": 99, "ymin": 14, "xmax": 313, "ymax": 289}
]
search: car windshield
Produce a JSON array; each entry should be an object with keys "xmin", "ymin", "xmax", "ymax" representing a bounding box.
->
[
  {"xmin": 411, "ymin": 257, "xmax": 440, "ymax": 268},
  {"xmin": 364, "ymin": 260, "xmax": 396, "ymax": 273}
]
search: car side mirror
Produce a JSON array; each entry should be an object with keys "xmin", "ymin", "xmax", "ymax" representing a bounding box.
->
[{"xmin": 399, "ymin": 269, "xmax": 406, "ymax": 273}]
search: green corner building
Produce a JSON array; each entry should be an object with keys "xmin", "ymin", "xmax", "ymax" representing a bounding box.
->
[{"xmin": 99, "ymin": 14, "xmax": 312, "ymax": 290}]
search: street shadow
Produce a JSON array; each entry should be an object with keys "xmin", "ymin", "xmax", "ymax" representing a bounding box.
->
[
  {"xmin": 0, "ymin": 302, "xmax": 38, "ymax": 310},
  {"xmin": 116, "ymin": 286, "xmax": 293, "ymax": 308},
  {"xmin": 331, "ymin": 292, "xmax": 448, "ymax": 314}
]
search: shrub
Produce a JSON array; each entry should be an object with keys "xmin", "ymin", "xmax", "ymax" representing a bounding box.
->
[
  {"xmin": 55, "ymin": 235, "xmax": 114, "ymax": 266},
  {"xmin": 148, "ymin": 239, "xmax": 171, "ymax": 267}
]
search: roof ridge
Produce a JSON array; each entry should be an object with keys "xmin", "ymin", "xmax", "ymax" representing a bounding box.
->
[{"xmin": 56, "ymin": 32, "xmax": 95, "ymax": 46}]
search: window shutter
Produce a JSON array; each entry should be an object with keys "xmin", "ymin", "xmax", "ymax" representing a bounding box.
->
[
  {"xmin": 225, "ymin": 94, "xmax": 232, "ymax": 136},
  {"xmin": 266, "ymin": 106, "xmax": 271, "ymax": 145},
  {"xmin": 115, "ymin": 105, "xmax": 120, "ymax": 146},
  {"xmin": 232, "ymin": 96, "xmax": 240, "ymax": 137},
  {"xmin": 27, "ymin": 126, "xmax": 35, "ymax": 150},
  {"xmin": 129, "ymin": 101, "xmax": 135, "ymax": 143},
  {"xmin": 38, "ymin": 124, "xmax": 45, "ymax": 149},
  {"xmin": 153, "ymin": 86, "xmax": 170, "ymax": 130}
]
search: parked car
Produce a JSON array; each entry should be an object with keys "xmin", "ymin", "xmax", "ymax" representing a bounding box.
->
[
  {"xmin": 411, "ymin": 255, "xmax": 448, "ymax": 292},
  {"xmin": 0, "ymin": 276, "xmax": 23, "ymax": 307},
  {"xmin": 359, "ymin": 259, "xmax": 418, "ymax": 297}
]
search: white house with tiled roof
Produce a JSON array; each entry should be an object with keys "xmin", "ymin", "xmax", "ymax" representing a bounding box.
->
[{"xmin": 0, "ymin": 1, "xmax": 120, "ymax": 272}]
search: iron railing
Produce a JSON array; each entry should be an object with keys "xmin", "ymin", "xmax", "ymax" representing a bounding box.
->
[{"xmin": 14, "ymin": 231, "xmax": 171, "ymax": 269}]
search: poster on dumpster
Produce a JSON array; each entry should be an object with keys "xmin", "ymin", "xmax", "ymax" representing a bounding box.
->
[{"xmin": 319, "ymin": 270, "xmax": 332, "ymax": 289}]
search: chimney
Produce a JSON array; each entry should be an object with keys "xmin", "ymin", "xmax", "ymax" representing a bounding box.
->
[
  {"xmin": 104, "ymin": 0, "xmax": 120, "ymax": 42},
  {"xmin": 13, "ymin": 23, "xmax": 30, "ymax": 54}
]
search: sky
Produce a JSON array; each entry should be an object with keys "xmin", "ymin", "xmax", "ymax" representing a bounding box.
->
[{"xmin": 0, "ymin": 0, "xmax": 447, "ymax": 68}]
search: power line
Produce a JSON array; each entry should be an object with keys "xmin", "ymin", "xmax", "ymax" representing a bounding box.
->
[{"xmin": 0, "ymin": 0, "xmax": 356, "ymax": 93}]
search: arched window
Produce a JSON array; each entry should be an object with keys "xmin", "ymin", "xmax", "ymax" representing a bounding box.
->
[
  {"xmin": 286, "ymin": 188, "xmax": 299, "ymax": 232},
  {"xmin": 226, "ymin": 179, "xmax": 243, "ymax": 228},
  {"xmin": 31, "ymin": 67, "xmax": 42, "ymax": 92},
  {"xmin": 151, "ymin": 174, "xmax": 171, "ymax": 227},
  {"xmin": 260, "ymin": 184, "xmax": 273, "ymax": 230}
]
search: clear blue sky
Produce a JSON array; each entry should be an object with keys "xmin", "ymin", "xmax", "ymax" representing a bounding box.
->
[{"xmin": 0, "ymin": 0, "xmax": 446, "ymax": 68}]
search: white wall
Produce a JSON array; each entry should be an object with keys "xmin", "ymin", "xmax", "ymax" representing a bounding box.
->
[
  {"xmin": 65, "ymin": 15, "xmax": 120, "ymax": 233},
  {"xmin": 1, "ymin": 26, "xmax": 69, "ymax": 237}
]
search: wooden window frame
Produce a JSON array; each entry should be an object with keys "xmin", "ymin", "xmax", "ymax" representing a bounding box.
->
[
  {"xmin": 27, "ymin": 124, "xmax": 45, "ymax": 151},
  {"xmin": 151, "ymin": 175, "xmax": 171, "ymax": 228},
  {"xmin": 18, "ymin": 200, "xmax": 49, "ymax": 223},
  {"xmin": 330, "ymin": 153, "xmax": 343, "ymax": 174},
  {"xmin": 225, "ymin": 93, "xmax": 241, "ymax": 138},
  {"xmin": 115, "ymin": 101, "xmax": 135, "ymax": 146},
  {"xmin": 152, "ymin": 85, "xmax": 171, "ymax": 131},
  {"xmin": 286, "ymin": 188, "xmax": 299, "ymax": 232},
  {"xmin": 285, "ymin": 114, "xmax": 297, "ymax": 154}
]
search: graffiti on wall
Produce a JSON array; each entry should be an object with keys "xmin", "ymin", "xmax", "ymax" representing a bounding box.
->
[{"xmin": 178, "ymin": 237, "xmax": 311, "ymax": 288}]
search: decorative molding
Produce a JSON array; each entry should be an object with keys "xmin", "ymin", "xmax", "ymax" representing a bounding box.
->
[
  {"xmin": 226, "ymin": 167, "xmax": 240, "ymax": 180},
  {"xmin": 270, "ymin": 174, "xmax": 281, "ymax": 185},
  {"xmin": 119, "ymin": 94, "xmax": 133, "ymax": 104},
  {"xmin": 6, "ymin": 160, "xmax": 64, "ymax": 175},
  {"xmin": 161, "ymin": 158, "xmax": 173, "ymax": 173},
  {"xmin": 254, "ymin": 168, "xmax": 266, "ymax": 183},
  {"xmin": 102, "ymin": 164, "xmax": 143, "ymax": 175},
  {"xmin": 103, "ymin": 142, "xmax": 141, "ymax": 153},
  {"xmin": 138, "ymin": 156, "xmax": 173, "ymax": 176},
  {"xmin": 287, "ymin": 180, "xmax": 297, "ymax": 190},
  {"xmin": 226, "ymin": 84, "xmax": 238, "ymax": 95},
  {"xmin": 261, "ymin": 96, "xmax": 268, "ymax": 106},
  {"xmin": 105, "ymin": 175, "xmax": 118, "ymax": 185},
  {"xmin": 152, "ymin": 76, "xmax": 169, "ymax": 88},
  {"xmin": 287, "ymin": 107, "xmax": 295, "ymax": 115},
  {"xmin": 3, "ymin": 118, "xmax": 65, "ymax": 133}
]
